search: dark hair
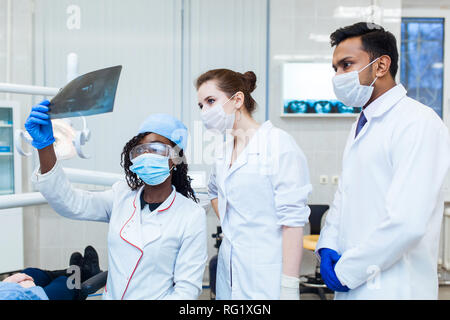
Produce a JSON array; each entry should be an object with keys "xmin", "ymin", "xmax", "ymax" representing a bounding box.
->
[
  {"xmin": 330, "ymin": 22, "xmax": 398, "ymax": 79},
  {"xmin": 195, "ymin": 69, "xmax": 258, "ymax": 114},
  {"xmin": 120, "ymin": 132, "xmax": 198, "ymax": 203}
]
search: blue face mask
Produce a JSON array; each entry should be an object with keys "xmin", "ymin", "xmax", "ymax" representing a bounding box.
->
[{"xmin": 129, "ymin": 153, "xmax": 173, "ymax": 186}]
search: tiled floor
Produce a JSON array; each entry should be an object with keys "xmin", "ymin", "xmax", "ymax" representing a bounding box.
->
[
  {"xmin": 198, "ymin": 286, "xmax": 450, "ymax": 300},
  {"xmin": 439, "ymin": 286, "xmax": 450, "ymax": 300}
]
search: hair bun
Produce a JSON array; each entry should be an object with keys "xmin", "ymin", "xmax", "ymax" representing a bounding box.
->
[{"xmin": 241, "ymin": 71, "xmax": 257, "ymax": 93}]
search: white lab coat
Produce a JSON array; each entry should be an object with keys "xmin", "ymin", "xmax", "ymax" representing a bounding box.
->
[
  {"xmin": 31, "ymin": 161, "xmax": 207, "ymax": 300},
  {"xmin": 209, "ymin": 120, "xmax": 312, "ymax": 299},
  {"xmin": 316, "ymin": 84, "xmax": 450, "ymax": 299}
]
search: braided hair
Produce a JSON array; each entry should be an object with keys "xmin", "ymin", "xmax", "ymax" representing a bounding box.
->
[{"xmin": 120, "ymin": 132, "xmax": 198, "ymax": 203}]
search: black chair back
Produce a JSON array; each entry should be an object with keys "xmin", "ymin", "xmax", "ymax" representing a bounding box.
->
[{"xmin": 308, "ymin": 205, "xmax": 330, "ymax": 235}]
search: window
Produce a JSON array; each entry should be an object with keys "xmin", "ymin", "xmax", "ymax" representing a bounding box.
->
[{"xmin": 401, "ymin": 17, "xmax": 445, "ymax": 118}]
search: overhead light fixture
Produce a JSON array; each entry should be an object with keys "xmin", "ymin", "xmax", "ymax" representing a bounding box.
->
[
  {"xmin": 52, "ymin": 119, "xmax": 77, "ymax": 160},
  {"xmin": 273, "ymin": 54, "xmax": 333, "ymax": 61},
  {"xmin": 309, "ymin": 33, "xmax": 330, "ymax": 43},
  {"xmin": 333, "ymin": 5, "xmax": 400, "ymax": 20},
  {"xmin": 334, "ymin": 6, "xmax": 370, "ymax": 19},
  {"xmin": 15, "ymin": 116, "xmax": 91, "ymax": 160}
]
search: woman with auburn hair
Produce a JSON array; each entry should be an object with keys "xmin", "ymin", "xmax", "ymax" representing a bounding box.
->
[{"xmin": 196, "ymin": 69, "xmax": 312, "ymax": 300}]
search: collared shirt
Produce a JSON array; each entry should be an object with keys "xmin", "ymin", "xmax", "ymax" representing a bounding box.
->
[
  {"xmin": 362, "ymin": 84, "xmax": 398, "ymax": 122},
  {"xmin": 354, "ymin": 84, "xmax": 401, "ymax": 138},
  {"xmin": 140, "ymin": 186, "xmax": 177, "ymax": 227}
]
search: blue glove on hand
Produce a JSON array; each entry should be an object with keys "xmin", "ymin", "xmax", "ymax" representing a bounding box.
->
[
  {"xmin": 319, "ymin": 248, "xmax": 350, "ymax": 292},
  {"xmin": 24, "ymin": 100, "xmax": 55, "ymax": 150}
]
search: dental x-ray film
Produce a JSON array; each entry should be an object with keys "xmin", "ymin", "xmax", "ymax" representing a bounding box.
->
[{"xmin": 48, "ymin": 65, "xmax": 122, "ymax": 119}]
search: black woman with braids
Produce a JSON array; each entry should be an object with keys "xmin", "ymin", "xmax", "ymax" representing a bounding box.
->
[{"xmin": 27, "ymin": 103, "xmax": 207, "ymax": 300}]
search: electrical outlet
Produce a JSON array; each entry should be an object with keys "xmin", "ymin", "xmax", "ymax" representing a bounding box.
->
[
  {"xmin": 320, "ymin": 175, "xmax": 329, "ymax": 185},
  {"xmin": 332, "ymin": 175, "xmax": 339, "ymax": 185}
]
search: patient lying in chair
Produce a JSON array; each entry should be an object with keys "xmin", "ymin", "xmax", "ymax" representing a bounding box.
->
[{"xmin": 0, "ymin": 246, "xmax": 101, "ymax": 300}]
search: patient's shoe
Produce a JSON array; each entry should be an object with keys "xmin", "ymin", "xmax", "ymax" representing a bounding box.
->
[
  {"xmin": 81, "ymin": 246, "xmax": 101, "ymax": 282},
  {"xmin": 69, "ymin": 252, "xmax": 83, "ymax": 268}
]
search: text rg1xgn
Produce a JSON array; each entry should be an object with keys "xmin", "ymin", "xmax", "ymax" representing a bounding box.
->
[{"xmin": 223, "ymin": 304, "xmax": 271, "ymax": 315}]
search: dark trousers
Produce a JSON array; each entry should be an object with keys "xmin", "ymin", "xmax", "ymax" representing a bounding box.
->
[{"xmin": 22, "ymin": 268, "xmax": 76, "ymax": 300}]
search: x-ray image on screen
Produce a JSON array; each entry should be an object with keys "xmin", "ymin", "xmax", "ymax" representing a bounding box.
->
[{"xmin": 282, "ymin": 62, "xmax": 360, "ymax": 116}]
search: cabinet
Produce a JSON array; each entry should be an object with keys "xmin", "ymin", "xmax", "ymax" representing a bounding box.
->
[{"xmin": 0, "ymin": 101, "xmax": 23, "ymax": 273}]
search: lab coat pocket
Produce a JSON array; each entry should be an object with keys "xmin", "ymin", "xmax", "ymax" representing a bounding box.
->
[
  {"xmin": 142, "ymin": 221, "xmax": 162, "ymax": 248},
  {"xmin": 246, "ymin": 153, "xmax": 271, "ymax": 176}
]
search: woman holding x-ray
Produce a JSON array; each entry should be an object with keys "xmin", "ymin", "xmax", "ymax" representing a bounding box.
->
[
  {"xmin": 196, "ymin": 69, "xmax": 312, "ymax": 300},
  {"xmin": 25, "ymin": 101, "xmax": 207, "ymax": 300}
]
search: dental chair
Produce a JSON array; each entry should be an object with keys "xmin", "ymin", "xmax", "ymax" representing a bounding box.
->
[
  {"xmin": 77, "ymin": 271, "xmax": 108, "ymax": 300},
  {"xmin": 208, "ymin": 226, "xmax": 223, "ymax": 300},
  {"xmin": 300, "ymin": 204, "xmax": 334, "ymax": 300}
]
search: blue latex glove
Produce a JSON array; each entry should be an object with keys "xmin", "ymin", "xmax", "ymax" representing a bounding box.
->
[
  {"xmin": 319, "ymin": 248, "xmax": 350, "ymax": 292},
  {"xmin": 24, "ymin": 100, "xmax": 55, "ymax": 150}
]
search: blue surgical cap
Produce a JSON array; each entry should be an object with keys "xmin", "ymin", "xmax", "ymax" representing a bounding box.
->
[{"xmin": 138, "ymin": 113, "xmax": 188, "ymax": 150}]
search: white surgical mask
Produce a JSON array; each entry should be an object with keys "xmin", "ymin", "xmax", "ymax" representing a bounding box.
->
[
  {"xmin": 332, "ymin": 57, "xmax": 380, "ymax": 108},
  {"xmin": 201, "ymin": 93, "xmax": 237, "ymax": 134}
]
